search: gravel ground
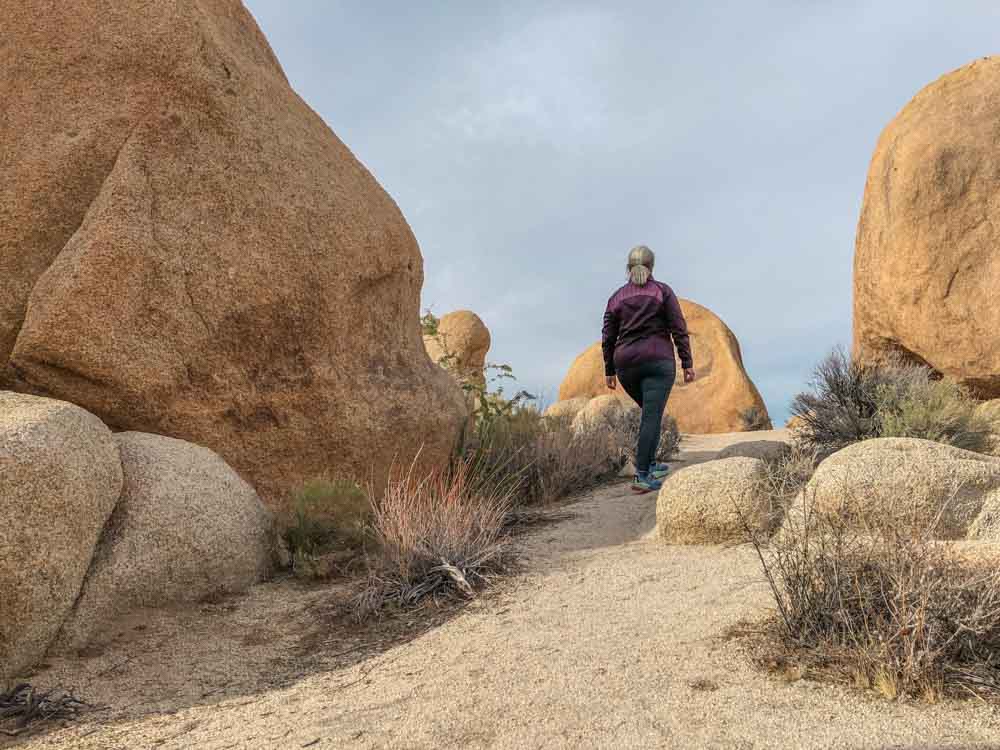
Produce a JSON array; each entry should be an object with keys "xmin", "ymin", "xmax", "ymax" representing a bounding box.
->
[{"xmin": 14, "ymin": 431, "xmax": 1000, "ymax": 749}]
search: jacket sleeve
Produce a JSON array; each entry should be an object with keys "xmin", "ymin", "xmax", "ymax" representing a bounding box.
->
[
  {"xmin": 601, "ymin": 299, "xmax": 619, "ymax": 377},
  {"xmin": 663, "ymin": 289, "xmax": 693, "ymax": 370}
]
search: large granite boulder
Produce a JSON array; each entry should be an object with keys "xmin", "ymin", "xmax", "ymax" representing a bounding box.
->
[
  {"xmin": 656, "ymin": 457, "xmax": 779, "ymax": 544},
  {"xmin": 798, "ymin": 438, "xmax": 1000, "ymax": 539},
  {"xmin": 0, "ymin": 393, "xmax": 122, "ymax": 679},
  {"xmin": 0, "ymin": 0, "xmax": 467, "ymax": 509},
  {"xmin": 854, "ymin": 57, "xmax": 1000, "ymax": 398},
  {"xmin": 58, "ymin": 432, "xmax": 276, "ymax": 650},
  {"xmin": 556, "ymin": 299, "xmax": 770, "ymax": 433}
]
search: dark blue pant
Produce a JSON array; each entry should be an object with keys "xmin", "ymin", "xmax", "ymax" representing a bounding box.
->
[{"xmin": 616, "ymin": 359, "xmax": 675, "ymax": 473}]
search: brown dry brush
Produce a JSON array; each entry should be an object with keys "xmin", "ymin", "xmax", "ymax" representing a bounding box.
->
[
  {"xmin": 356, "ymin": 457, "xmax": 518, "ymax": 618},
  {"xmin": 0, "ymin": 684, "xmax": 90, "ymax": 737},
  {"xmin": 741, "ymin": 482, "xmax": 1000, "ymax": 701}
]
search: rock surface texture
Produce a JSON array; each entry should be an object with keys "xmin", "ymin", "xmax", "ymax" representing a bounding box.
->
[
  {"xmin": 557, "ymin": 299, "xmax": 770, "ymax": 433},
  {"xmin": 0, "ymin": 0, "xmax": 466, "ymax": 509},
  {"xmin": 800, "ymin": 438, "xmax": 1000, "ymax": 539},
  {"xmin": 717, "ymin": 440, "xmax": 792, "ymax": 463},
  {"xmin": 0, "ymin": 393, "xmax": 122, "ymax": 679},
  {"xmin": 58, "ymin": 432, "xmax": 275, "ymax": 650},
  {"xmin": 854, "ymin": 57, "xmax": 1000, "ymax": 398},
  {"xmin": 423, "ymin": 310, "xmax": 491, "ymax": 389},
  {"xmin": 656, "ymin": 457, "xmax": 778, "ymax": 544}
]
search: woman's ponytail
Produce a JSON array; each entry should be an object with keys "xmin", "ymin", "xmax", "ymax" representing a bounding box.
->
[{"xmin": 626, "ymin": 245, "xmax": 655, "ymax": 286}]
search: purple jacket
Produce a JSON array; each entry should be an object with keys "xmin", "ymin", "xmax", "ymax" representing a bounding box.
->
[{"xmin": 602, "ymin": 277, "xmax": 693, "ymax": 376}]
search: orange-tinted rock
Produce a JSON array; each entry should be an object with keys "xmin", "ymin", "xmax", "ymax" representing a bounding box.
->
[
  {"xmin": 424, "ymin": 310, "xmax": 491, "ymax": 388},
  {"xmin": 854, "ymin": 57, "xmax": 1000, "ymax": 396},
  {"xmin": 556, "ymin": 300, "xmax": 770, "ymax": 433},
  {"xmin": 0, "ymin": 0, "xmax": 467, "ymax": 508}
]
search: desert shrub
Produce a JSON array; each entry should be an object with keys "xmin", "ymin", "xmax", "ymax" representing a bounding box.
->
[
  {"xmin": 744, "ymin": 484, "xmax": 1000, "ymax": 701},
  {"xmin": 790, "ymin": 348, "xmax": 996, "ymax": 457},
  {"xmin": 583, "ymin": 402, "xmax": 681, "ymax": 469},
  {"xmin": 357, "ymin": 459, "xmax": 516, "ymax": 616},
  {"xmin": 466, "ymin": 405, "xmax": 616, "ymax": 509},
  {"xmin": 284, "ymin": 479, "xmax": 370, "ymax": 579},
  {"xmin": 755, "ymin": 445, "xmax": 818, "ymax": 501},
  {"xmin": 877, "ymin": 377, "xmax": 996, "ymax": 453},
  {"xmin": 740, "ymin": 406, "xmax": 773, "ymax": 431}
]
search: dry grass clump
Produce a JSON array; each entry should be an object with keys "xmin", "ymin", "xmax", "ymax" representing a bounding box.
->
[
  {"xmin": 284, "ymin": 479, "xmax": 370, "ymax": 579},
  {"xmin": 745, "ymin": 485, "xmax": 1000, "ymax": 701},
  {"xmin": 790, "ymin": 348, "xmax": 998, "ymax": 457},
  {"xmin": 357, "ymin": 460, "xmax": 516, "ymax": 617},
  {"xmin": 467, "ymin": 406, "xmax": 618, "ymax": 508},
  {"xmin": 755, "ymin": 445, "xmax": 818, "ymax": 502},
  {"xmin": 740, "ymin": 406, "xmax": 773, "ymax": 432},
  {"xmin": 601, "ymin": 407, "xmax": 681, "ymax": 468}
]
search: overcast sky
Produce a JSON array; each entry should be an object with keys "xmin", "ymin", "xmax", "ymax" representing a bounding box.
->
[{"xmin": 245, "ymin": 1, "xmax": 998, "ymax": 424}]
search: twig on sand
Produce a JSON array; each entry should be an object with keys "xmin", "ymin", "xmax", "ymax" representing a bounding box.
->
[{"xmin": 0, "ymin": 683, "xmax": 91, "ymax": 736}]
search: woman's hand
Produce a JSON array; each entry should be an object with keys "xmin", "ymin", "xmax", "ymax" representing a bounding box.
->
[
  {"xmin": 605, "ymin": 375, "xmax": 617, "ymax": 390},
  {"xmin": 683, "ymin": 368, "xmax": 696, "ymax": 383}
]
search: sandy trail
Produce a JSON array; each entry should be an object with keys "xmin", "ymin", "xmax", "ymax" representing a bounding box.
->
[{"xmin": 17, "ymin": 431, "xmax": 1000, "ymax": 749}]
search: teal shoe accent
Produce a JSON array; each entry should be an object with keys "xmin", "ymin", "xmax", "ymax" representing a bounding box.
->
[
  {"xmin": 650, "ymin": 462, "xmax": 670, "ymax": 479},
  {"xmin": 631, "ymin": 473, "xmax": 662, "ymax": 494}
]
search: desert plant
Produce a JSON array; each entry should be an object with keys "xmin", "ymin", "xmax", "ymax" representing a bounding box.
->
[
  {"xmin": 877, "ymin": 377, "xmax": 996, "ymax": 453},
  {"xmin": 284, "ymin": 479, "xmax": 370, "ymax": 579},
  {"xmin": 740, "ymin": 406, "xmax": 773, "ymax": 432},
  {"xmin": 790, "ymin": 347, "xmax": 996, "ymax": 457},
  {"xmin": 606, "ymin": 408, "xmax": 681, "ymax": 468},
  {"xmin": 357, "ymin": 458, "xmax": 517, "ymax": 617},
  {"xmin": 742, "ymin": 482, "xmax": 1000, "ymax": 701},
  {"xmin": 755, "ymin": 445, "xmax": 818, "ymax": 501},
  {"xmin": 465, "ymin": 404, "xmax": 617, "ymax": 509}
]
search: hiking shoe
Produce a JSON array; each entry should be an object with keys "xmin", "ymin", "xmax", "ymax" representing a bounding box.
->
[
  {"xmin": 649, "ymin": 462, "xmax": 670, "ymax": 479},
  {"xmin": 631, "ymin": 473, "xmax": 662, "ymax": 494}
]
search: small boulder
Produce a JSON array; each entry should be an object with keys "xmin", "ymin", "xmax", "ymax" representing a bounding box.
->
[
  {"xmin": 424, "ymin": 310, "xmax": 492, "ymax": 388},
  {"xmin": 0, "ymin": 393, "xmax": 122, "ymax": 679},
  {"xmin": 572, "ymin": 394, "xmax": 639, "ymax": 435},
  {"xmin": 542, "ymin": 397, "xmax": 589, "ymax": 423},
  {"xmin": 57, "ymin": 432, "xmax": 275, "ymax": 651},
  {"xmin": 718, "ymin": 440, "xmax": 791, "ymax": 463},
  {"xmin": 656, "ymin": 457, "xmax": 778, "ymax": 544},
  {"xmin": 802, "ymin": 438, "xmax": 1000, "ymax": 539}
]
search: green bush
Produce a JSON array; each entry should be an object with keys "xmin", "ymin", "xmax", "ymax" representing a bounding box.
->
[
  {"xmin": 285, "ymin": 479, "xmax": 370, "ymax": 579},
  {"xmin": 877, "ymin": 377, "xmax": 995, "ymax": 453},
  {"xmin": 790, "ymin": 348, "xmax": 997, "ymax": 457}
]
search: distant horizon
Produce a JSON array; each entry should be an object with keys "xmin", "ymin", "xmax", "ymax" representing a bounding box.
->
[{"xmin": 245, "ymin": 1, "xmax": 1000, "ymax": 428}]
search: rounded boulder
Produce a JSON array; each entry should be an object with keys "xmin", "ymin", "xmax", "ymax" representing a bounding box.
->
[
  {"xmin": 57, "ymin": 432, "xmax": 276, "ymax": 651},
  {"xmin": 656, "ymin": 457, "xmax": 778, "ymax": 544},
  {"xmin": 801, "ymin": 438, "xmax": 1000, "ymax": 539},
  {"xmin": 423, "ymin": 310, "xmax": 492, "ymax": 388},
  {"xmin": 854, "ymin": 57, "xmax": 1000, "ymax": 397},
  {"xmin": 556, "ymin": 299, "xmax": 770, "ymax": 433},
  {"xmin": 0, "ymin": 393, "xmax": 122, "ymax": 679},
  {"xmin": 717, "ymin": 440, "xmax": 792, "ymax": 463}
]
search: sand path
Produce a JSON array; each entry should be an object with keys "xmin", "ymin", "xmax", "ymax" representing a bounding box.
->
[{"xmin": 17, "ymin": 431, "xmax": 1000, "ymax": 749}]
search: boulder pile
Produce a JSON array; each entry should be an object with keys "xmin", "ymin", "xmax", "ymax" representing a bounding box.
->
[{"xmin": 1, "ymin": 393, "xmax": 277, "ymax": 680}]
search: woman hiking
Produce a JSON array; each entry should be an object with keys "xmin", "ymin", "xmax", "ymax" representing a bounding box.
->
[{"xmin": 602, "ymin": 245, "xmax": 695, "ymax": 494}]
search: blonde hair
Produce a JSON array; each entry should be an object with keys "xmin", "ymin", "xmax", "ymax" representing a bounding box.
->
[{"xmin": 627, "ymin": 245, "xmax": 655, "ymax": 285}]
